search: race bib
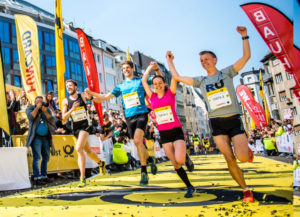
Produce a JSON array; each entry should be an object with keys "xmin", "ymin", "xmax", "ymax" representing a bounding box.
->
[
  {"xmin": 123, "ymin": 92, "xmax": 141, "ymax": 109},
  {"xmin": 207, "ymin": 87, "xmax": 232, "ymax": 111},
  {"xmin": 154, "ymin": 106, "xmax": 175, "ymax": 125},
  {"xmin": 71, "ymin": 106, "xmax": 88, "ymax": 122}
]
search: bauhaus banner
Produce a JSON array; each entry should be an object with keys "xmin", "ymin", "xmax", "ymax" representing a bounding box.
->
[
  {"xmin": 241, "ymin": 1, "xmax": 300, "ymax": 101},
  {"xmin": 236, "ymin": 85, "xmax": 267, "ymax": 130},
  {"xmin": 76, "ymin": 28, "xmax": 103, "ymax": 125},
  {"xmin": 15, "ymin": 14, "xmax": 42, "ymax": 103}
]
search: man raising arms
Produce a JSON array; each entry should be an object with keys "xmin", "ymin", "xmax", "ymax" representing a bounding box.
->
[
  {"xmin": 85, "ymin": 61, "xmax": 159, "ymax": 185},
  {"xmin": 166, "ymin": 26, "xmax": 254, "ymax": 202}
]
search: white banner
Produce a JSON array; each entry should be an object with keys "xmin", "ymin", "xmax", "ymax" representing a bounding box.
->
[
  {"xmin": 276, "ymin": 133, "xmax": 294, "ymax": 153},
  {"xmin": 294, "ymin": 166, "xmax": 300, "ymax": 187},
  {"xmin": 248, "ymin": 140, "xmax": 264, "ymax": 153},
  {"xmin": 0, "ymin": 147, "xmax": 31, "ymax": 190}
]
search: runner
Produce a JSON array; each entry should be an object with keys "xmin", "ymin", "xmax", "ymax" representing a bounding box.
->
[
  {"xmin": 142, "ymin": 62, "xmax": 195, "ymax": 198},
  {"xmin": 85, "ymin": 60, "xmax": 159, "ymax": 185},
  {"xmin": 62, "ymin": 79, "xmax": 105, "ymax": 188},
  {"xmin": 165, "ymin": 26, "xmax": 255, "ymax": 203}
]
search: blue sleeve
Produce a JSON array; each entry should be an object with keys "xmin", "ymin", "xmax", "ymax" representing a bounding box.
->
[{"xmin": 111, "ymin": 85, "xmax": 121, "ymax": 97}]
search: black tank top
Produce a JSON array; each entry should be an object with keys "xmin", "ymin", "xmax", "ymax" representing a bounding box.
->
[{"xmin": 67, "ymin": 94, "xmax": 89, "ymax": 129}]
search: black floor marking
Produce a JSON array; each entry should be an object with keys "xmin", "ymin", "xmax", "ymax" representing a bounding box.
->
[{"xmin": 45, "ymin": 187, "xmax": 291, "ymax": 207}]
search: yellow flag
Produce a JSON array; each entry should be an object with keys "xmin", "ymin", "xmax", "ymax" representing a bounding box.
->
[
  {"xmin": 126, "ymin": 47, "xmax": 130, "ymax": 61},
  {"xmin": 15, "ymin": 14, "xmax": 42, "ymax": 104},
  {"xmin": 259, "ymin": 70, "xmax": 271, "ymax": 124},
  {"xmin": 55, "ymin": 0, "xmax": 65, "ymax": 110},
  {"xmin": 0, "ymin": 50, "xmax": 10, "ymax": 135}
]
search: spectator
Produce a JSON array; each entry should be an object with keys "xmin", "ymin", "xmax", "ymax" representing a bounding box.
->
[
  {"xmin": 54, "ymin": 109, "xmax": 69, "ymax": 134},
  {"xmin": 6, "ymin": 90, "xmax": 20, "ymax": 146},
  {"xmin": 44, "ymin": 91, "xmax": 57, "ymax": 113},
  {"xmin": 19, "ymin": 90, "xmax": 31, "ymax": 111},
  {"xmin": 26, "ymin": 96, "xmax": 55, "ymax": 185}
]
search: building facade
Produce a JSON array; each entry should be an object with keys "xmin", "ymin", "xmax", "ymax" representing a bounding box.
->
[{"xmin": 261, "ymin": 52, "xmax": 300, "ymax": 152}]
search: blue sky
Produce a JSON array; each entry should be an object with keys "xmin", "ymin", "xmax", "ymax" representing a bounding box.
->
[{"xmin": 28, "ymin": 0, "xmax": 292, "ymax": 82}]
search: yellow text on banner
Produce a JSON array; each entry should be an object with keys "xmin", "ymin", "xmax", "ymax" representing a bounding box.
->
[{"xmin": 15, "ymin": 14, "xmax": 42, "ymax": 103}]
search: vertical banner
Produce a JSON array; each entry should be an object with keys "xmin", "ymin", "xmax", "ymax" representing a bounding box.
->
[
  {"xmin": 15, "ymin": 14, "xmax": 42, "ymax": 103},
  {"xmin": 259, "ymin": 70, "xmax": 271, "ymax": 124},
  {"xmin": 76, "ymin": 28, "xmax": 103, "ymax": 125},
  {"xmin": 55, "ymin": 0, "xmax": 65, "ymax": 110},
  {"xmin": 236, "ymin": 85, "xmax": 267, "ymax": 130},
  {"xmin": 0, "ymin": 46, "xmax": 10, "ymax": 135},
  {"xmin": 241, "ymin": 2, "xmax": 300, "ymax": 101}
]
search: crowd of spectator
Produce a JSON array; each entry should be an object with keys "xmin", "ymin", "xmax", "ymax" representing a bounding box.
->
[{"xmin": 248, "ymin": 118, "xmax": 294, "ymax": 157}]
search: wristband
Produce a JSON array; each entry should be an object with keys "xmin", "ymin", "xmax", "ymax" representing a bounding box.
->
[
  {"xmin": 154, "ymin": 68, "xmax": 160, "ymax": 71},
  {"xmin": 89, "ymin": 96, "xmax": 94, "ymax": 101},
  {"xmin": 242, "ymin": 35, "xmax": 249, "ymax": 40}
]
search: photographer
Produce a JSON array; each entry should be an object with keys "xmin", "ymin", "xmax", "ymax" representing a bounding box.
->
[{"xmin": 26, "ymin": 96, "xmax": 55, "ymax": 185}]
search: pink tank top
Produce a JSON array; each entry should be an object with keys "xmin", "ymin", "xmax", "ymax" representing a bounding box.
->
[{"xmin": 150, "ymin": 89, "xmax": 182, "ymax": 131}]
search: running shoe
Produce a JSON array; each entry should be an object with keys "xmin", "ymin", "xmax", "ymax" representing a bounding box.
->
[
  {"xmin": 140, "ymin": 172, "xmax": 149, "ymax": 186},
  {"xmin": 99, "ymin": 161, "xmax": 106, "ymax": 175},
  {"xmin": 78, "ymin": 177, "xmax": 86, "ymax": 188},
  {"xmin": 184, "ymin": 186, "xmax": 195, "ymax": 198},
  {"xmin": 185, "ymin": 153, "xmax": 194, "ymax": 172},
  {"xmin": 248, "ymin": 148, "xmax": 254, "ymax": 163},
  {"xmin": 149, "ymin": 156, "xmax": 157, "ymax": 175},
  {"xmin": 243, "ymin": 190, "xmax": 254, "ymax": 203}
]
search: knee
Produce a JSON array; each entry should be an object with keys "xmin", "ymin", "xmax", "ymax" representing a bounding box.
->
[
  {"xmin": 237, "ymin": 156, "xmax": 248, "ymax": 163},
  {"xmin": 176, "ymin": 158, "xmax": 185, "ymax": 166},
  {"xmin": 133, "ymin": 138, "xmax": 142, "ymax": 147},
  {"xmin": 76, "ymin": 146, "xmax": 84, "ymax": 154},
  {"xmin": 224, "ymin": 156, "xmax": 237, "ymax": 165}
]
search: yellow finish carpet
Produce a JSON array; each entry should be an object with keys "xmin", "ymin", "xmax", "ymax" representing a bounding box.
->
[{"xmin": 0, "ymin": 155, "xmax": 294, "ymax": 217}]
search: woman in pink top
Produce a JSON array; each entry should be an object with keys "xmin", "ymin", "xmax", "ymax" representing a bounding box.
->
[{"xmin": 142, "ymin": 60, "xmax": 195, "ymax": 198}]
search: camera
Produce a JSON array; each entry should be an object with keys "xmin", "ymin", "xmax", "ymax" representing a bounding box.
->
[{"xmin": 42, "ymin": 102, "xmax": 49, "ymax": 107}]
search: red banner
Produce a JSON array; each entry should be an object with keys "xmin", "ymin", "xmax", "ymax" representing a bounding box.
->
[
  {"xmin": 236, "ymin": 85, "xmax": 267, "ymax": 130},
  {"xmin": 241, "ymin": 3, "xmax": 300, "ymax": 101},
  {"xmin": 76, "ymin": 28, "xmax": 103, "ymax": 125}
]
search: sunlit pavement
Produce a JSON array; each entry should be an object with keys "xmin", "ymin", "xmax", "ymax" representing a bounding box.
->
[{"xmin": 0, "ymin": 155, "xmax": 293, "ymax": 217}]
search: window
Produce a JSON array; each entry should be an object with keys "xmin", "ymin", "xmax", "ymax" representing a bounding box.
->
[
  {"xmin": 13, "ymin": 49, "xmax": 19, "ymax": 70},
  {"xmin": 65, "ymin": 60, "xmax": 70, "ymax": 79},
  {"xmin": 105, "ymin": 73, "xmax": 115, "ymax": 87},
  {"xmin": 275, "ymin": 73, "xmax": 283, "ymax": 83},
  {"xmin": 40, "ymin": 54, "xmax": 45, "ymax": 74},
  {"xmin": 247, "ymin": 77, "xmax": 252, "ymax": 83},
  {"xmin": 273, "ymin": 59, "xmax": 280, "ymax": 66},
  {"xmin": 12, "ymin": 24, "xmax": 17, "ymax": 44},
  {"xmin": 47, "ymin": 80, "xmax": 53, "ymax": 92},
  {"xmin": 290, "ymin": 88, "xmax": 294, "ymax": 99},
  {"xmin": 292, "ymin": 107, "xmax": 298, "ymax": 116},
  {"xmin": 286, "ymin": 71, "xmax": 293, "ymax": 80},
  {"xmin": 279, "ymin": 91, "xmax": 287, "ymax": 102},
  {"xmin": 69, "ymin": 40, "xmax": 80, "ymax": 60},
  {"xmin": 104, "ymin": 55, "xmax": 113, "ymax": 69},
  {"xmin": 38, "ymin": 29, "xmax": 43, "ymax": 50},
  {"xmin": 46, "ymin": 55, "xmax": 56, "ymax": 75},
  {"xmin": 70, "ymin": 62, "xmax": 82, "ymax": 81},
  {"xmin": 99, "ymin": 73, "xmax": 102, "ymax": 83},
  {"xmin": 1, "ymin": 47, "xmax": 11, "ymax": 72},
  {"xmin": 44, "ymin": 32, "xmax": 55, "ymax": 52},
  {"xmin": 63, "ymin": 38, "xmax": 69, "ymax": 56},
  {"xmin": 0, "ymin": 21, "xmax": 10, "ymax": 43},
  {"xmin": 13, "ymin": 75, "xmax": 21, "ymax": 87},
  {"xmin": 97, "ymin": 54, "xmax": 100, "ymax": 63}
]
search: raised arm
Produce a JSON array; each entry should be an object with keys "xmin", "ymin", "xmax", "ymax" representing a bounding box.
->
[
  {"xmin": 85, "ymin": 89, "xmax": 115, "ymax": 101},
  {"xmin": 142, "ymin": 63, "xmax": 154, "ymax": 98},
  {"xmin": 233, "ymin": 26, "xmax": 251, "ymax": 72},
  {"xmin": 166, "ymin": 51, "xmax": 194, "ymax": 86}
]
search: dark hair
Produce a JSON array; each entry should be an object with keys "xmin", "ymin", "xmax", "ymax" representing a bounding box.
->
[
  {"xmin": 35, "ymin": 96, "xmax": 43, "ymax": 101},
  {"xmin": 66, "ymin": 79, "xmax": 77, "ymax": 86},
  {"xmin": 54, "ymin": 109, "xmax": 61, "ymax": 114},
  {"xmin": 199, "ymin": 50, "xmax": 217, "ymax": 58},
  {"xmin": 151, "ymin": 75, "xmax": 166, "ymax": 84},
  {"xmin": 121, "ymin": 60, "xmax": 134, "ymax": 68}
]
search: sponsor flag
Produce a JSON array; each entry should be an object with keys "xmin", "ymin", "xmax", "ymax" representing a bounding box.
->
[
  {"xmin": 15, "ymin": 14, "xmax": 42, "ymax": 103},
  {"xmin": 236, "ymin": 85, "xmax": 267, "ymax": 130},
  {"xmin": 76, "ymin": 28, "xmax": 103, "ymax": 125},
  {"xmin": 259, "ymin": 70, "xmax": 271, "ymax": 124},
  {"xmin": 126, "ymin": 47, "xmax": 130, "ymax": 61},
  {"xmin": 0, "ymin": 45, "xmax": 10, "ymax": 135},
  {"xmin": 55, "ymin": 0, "xmax": 66, "ymax": 110},
  {"xmin": 241, "ymin": 1, "xmax": 300, "ymax": 101}
]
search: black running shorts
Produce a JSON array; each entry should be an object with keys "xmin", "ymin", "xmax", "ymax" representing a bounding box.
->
[
  {"xmin": 209, "ymin": 115, "xmax": 245, "ymax": 138},
  {"xmin": 126, "ymin": 113, "xmax": 148, "ymax": 139},
  {"xmin": 73, "ymin": 121, "xmax": 93, "ymax": 138},
  {"xmin": 159, "ymin": 127, "xmax": 185, "ymax": 144}
]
